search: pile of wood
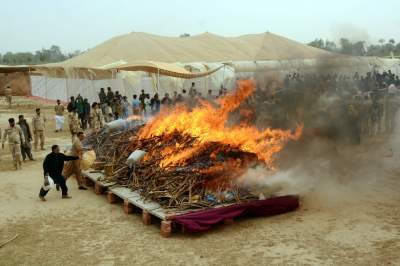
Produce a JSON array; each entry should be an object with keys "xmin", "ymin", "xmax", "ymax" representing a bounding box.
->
[{"xmin": 83, "ymin": 126, "xmax": 260, "ymax": 210}]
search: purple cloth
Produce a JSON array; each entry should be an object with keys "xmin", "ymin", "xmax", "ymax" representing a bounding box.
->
[{"xmin": 173, "ymin": 195, "xmax": 299, "ymax": 233}]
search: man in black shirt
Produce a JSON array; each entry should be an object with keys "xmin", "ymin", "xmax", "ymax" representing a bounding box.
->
[
  {"xmin": 106, "ymin": 87, "xmax": 114, "ymax": 104},
  {"xmin": 39, "ymin": 145, "xmax": 79, "ymax": 201},
  {"xmin": 139, "ymin": 90, "xmax": 146, "ymax": 112},
  {"xmin": 98, "ymin": 88, "xmax": 107, "ymax": 104},
  {"xmin": 67, "ymin": 96, "xmax": 76, "ymax": 113}
]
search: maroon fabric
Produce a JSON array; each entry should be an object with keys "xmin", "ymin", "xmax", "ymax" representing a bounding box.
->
[{"xmin": 173, "ymin": 195, "xmax": 299, "ymax": 233}]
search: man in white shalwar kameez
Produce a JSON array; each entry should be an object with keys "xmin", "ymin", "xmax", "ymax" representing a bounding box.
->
[{"xmin": 54, "ymin": 100, "xmax": 65, "ymax": 132}]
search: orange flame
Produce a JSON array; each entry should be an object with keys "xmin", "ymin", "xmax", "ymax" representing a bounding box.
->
[{"xmin": 139, "ymin": 79, "xmax": 303, "ymax": 168}]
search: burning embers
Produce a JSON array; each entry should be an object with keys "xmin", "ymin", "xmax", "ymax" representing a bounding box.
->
[{"xmin": 87, "ymin": 79, "xmax": 303, "ymax": 210}]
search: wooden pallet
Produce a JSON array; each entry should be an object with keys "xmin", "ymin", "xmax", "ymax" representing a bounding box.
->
[{"xmin": 82, "ymin": 170, "xmax": 197, "ymax": 237}]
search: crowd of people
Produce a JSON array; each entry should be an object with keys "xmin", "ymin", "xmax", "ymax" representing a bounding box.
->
[
  {"xmin": 62, "ymin": 82, "xmax": 228, "ymax": 137},
  {"xmin": 253, "ymin": 70, "xmax": 400, "ymax": 144}
]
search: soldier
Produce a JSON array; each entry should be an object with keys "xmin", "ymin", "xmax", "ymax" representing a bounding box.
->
[
  {"xmin": 106, "ymin": 87, "xmax": 114, "ymax": 104},
  {"xmin": 67, "ymin": 96, "xmax": 76, "ymax": 113},
  {"xmin": 89, "ymin": 102, "xmax": 104, "ymax": 131},
  {"xmin": 98, "ymin": 88, "xmax": 107, "ymax": 105},
  {"xmin": 68, "ymin": 111, "xmax": 82, "ymax": 141},
  {"xmin": 32, "ymin": 108, "xmax": 46, "ymax": 150},
  {"xmin": 2, "ymin": 118, "xmax": 25, "ymax": 170},
  {"xmin": 4, "ymin": 86, "xmax": 12, "ymax": 108},
  {"xmin": 104, "ymin": 102, "xmax": 114, "ymax": 122},
  {"xmin": 62, "ymin": 131, "xmax": 87, "ymax": 190},
  {"xmin": 114, "ymin": 98, "xmax": 123, "ymax": 119},
  {"xmin": 17, "ymin": 115, "xmax": 34, "ymax": 161},
  {"xmin": 82, "ymin": 98, "xmax": 91, "ymax": 130},
  {"xmin": 54, "ymin": 99, "xmax": 65, "ymax": 132}
]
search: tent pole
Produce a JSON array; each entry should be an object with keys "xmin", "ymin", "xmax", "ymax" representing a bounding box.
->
[
  {"xmin": 90, "ymin": 73, "xmax": 95, "ymax": 102},
  {"xmin": 27, "ymin": 68, "xmax": 32, "ymax": 97},
  {"xmin": 157, "ymin": 68, "xmax": 160, "ymax": 92},
  {"xmin": 222, "ymin": 65, "xmax": 226, "ymax": 88},
  {"xmin": 45, "ymin": 75, "xmax": 48, "ymax": 99},
  {"xmin": 65, "ymin": 77, "xmax": 69, "ymax": 102}
]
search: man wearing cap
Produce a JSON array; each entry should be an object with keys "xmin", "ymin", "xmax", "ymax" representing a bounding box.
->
[
  {"xmin": 62, "ymin": 131, "xmax": 87, "ymax": 190},
  {"xmin": 17, "ymin": 115, "xmax": 34, "ymax": 161},
  {"xmin": 32, "ymin": 108, "xmax": 46, "ymax": 150},
  {"xmin": 68, "ymin": 111, "xmax": 81, "ymax": 141},
  {"xmin": 2, "ymin": 118, "xmax": 25, "ymax": 170},
  {"xmin": 39, "ymin": 145, "xmax": 79, "ymax": 201}
]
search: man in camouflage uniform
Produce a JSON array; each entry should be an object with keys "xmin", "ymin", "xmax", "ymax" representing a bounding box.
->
[
  {"xmin": 17, "ymin": 115, "xmax": 34, "ymax": 161},
  {"xmin": 2, "ymin": 118, "xmax": 25, "ymax": 170},
  {"xmin": 4, "ymin": 86, "xmax": 12, "ymax": 108},
  {"xmin": 62, "ymin": 131, "xmax": 87, "ymax": 190},
  {"xmin": 68, "ymin": 111, "xmax": 81, "ymax": 141},
  {"xmin": 89, "ymin": 102, "xmax": 104, "ymax": 131},
  {"xmin": 32, "ymin": 108, "xmax": 46, "ymax": 150}
]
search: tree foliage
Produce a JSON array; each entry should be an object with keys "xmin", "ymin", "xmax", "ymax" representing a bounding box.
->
[
  {"xmin": 0, "ymin": 45, "xmax": 82, "ymax": 65},
  {"xmin": 308, "ymin": 38, "xmax": 400, "ymax": 57}
]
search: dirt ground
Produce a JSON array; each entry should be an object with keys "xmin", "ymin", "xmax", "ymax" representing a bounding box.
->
[{"xmin": 0, "ymin": 97, "xmax": 399, "ymax": 266}]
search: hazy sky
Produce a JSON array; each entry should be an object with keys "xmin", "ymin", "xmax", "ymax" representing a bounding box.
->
[{"xmin": 1, "ymin": 0, "xmax": 400, "ymax": 53}]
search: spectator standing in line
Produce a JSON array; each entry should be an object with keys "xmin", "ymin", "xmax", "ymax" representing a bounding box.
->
[
  {"xmin": 68, "ymin": 111, "xmax": 81, "ymax": 141},
  {"xmin": 172, "ymin": 91, "xmax": 178, "ymax": 104},
  {"xmin": 54, "ymin": 99, "xmax": 65, "ymax": 132},
  {"xmin": 122, "ymin": 96, "xmax": 130, "ymax": 118},
  {"xmin": 189, "ymin": 82, "xmax": 196, "ymax": 97},
  {"xmin": 75, "ymin": 94, "xmax": 84, "ymax": 126},
  {"xmin": 89, "ymin": 102, "xmax": 104, "ymax": 131},
  {"xmin": 132, "ymin": 95, "xmax": 141, "ymax": 115},
  {"xmin": 114, "ymin": 97, "xmax": 123, "ymax": 119},
  {"xmin": 161, "ymin": 93, "xmax": 172, "ymax": 107},
  {"xmin": 67, "ymin": 96, "xmax": 76, "ymax": 113},
  {"xmin": 104, "ymin": 102, "xmax": 114, "ymax": 122},
  {"xmin": 32, "ymin": 108, "xmax": 46, "ymax": 151},
  {"xmin": 115, "ymin": 91, "xmax": 122, "ymax": 101},
  {"xmin": 82, "ymin": 98, "xmax": 91, "ymax": 130},
  {"xmin": 150, "ymin": 93, "xmax": 161, "ymax": 115},
  {"xmin": 106, "ymin": 87, "xmax": 114, "ymax": 104},
  {"xmin": 139, "ymin": 90, "xmax": 147, "ymax": 113},
  {"xmin": 17, "ymin": 115, "xmax": 34, "ymax": 161},
  {"xmin": 98, "ymin": 88, "xmax": 107, "ymax": 104}
]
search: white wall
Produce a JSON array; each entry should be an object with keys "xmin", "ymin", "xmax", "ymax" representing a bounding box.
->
[{"xmin": 31, "ymin": 76, "xmax": 125, "ymax": 102}]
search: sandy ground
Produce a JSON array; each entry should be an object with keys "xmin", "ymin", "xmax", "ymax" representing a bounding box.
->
[{"xmin": 0, "ymin": 97, "xmax": 399, "ymax": 266}]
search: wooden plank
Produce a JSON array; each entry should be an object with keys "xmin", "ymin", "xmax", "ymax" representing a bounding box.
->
[
  {"xmin": 82, "ymin": 171, "xmax": 103, "ymax": 182},
  {"xmin": 83, "ymin": 170, "xmax": 238, "ymax": 222},
  {"xmin": 82, "ymin": 171, "xmax": 117, "ymax": 188},
  {"xmin": 109, "ymin": 186, "xmax": 133, "ymax": 199}
]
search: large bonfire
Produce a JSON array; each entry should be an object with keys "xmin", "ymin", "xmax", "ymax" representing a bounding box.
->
[{"xmin": 85, "ymin": 79, "xmax": 303, "ymax": 210}]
